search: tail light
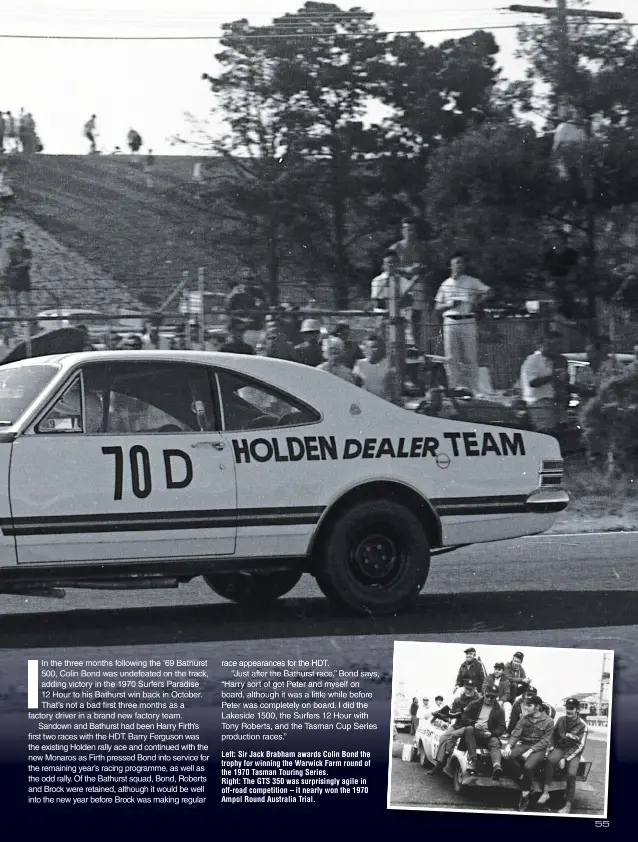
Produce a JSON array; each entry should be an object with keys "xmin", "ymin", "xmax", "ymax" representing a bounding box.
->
[{"xmin": 539, "ymin": 458, "xmax": 564, "ymax": 487}]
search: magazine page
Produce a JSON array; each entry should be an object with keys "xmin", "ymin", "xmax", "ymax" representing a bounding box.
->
[{"xmin": 0, "ymin": 1, "xmax": 634, "ymax": 838}]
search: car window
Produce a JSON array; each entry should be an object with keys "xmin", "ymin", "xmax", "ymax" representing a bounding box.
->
[
  {"xmin": 216, "ymin": 370, "xmax": 320, "ymax": 431},
  {"xmin": 85, "ymin": 362, "xmax": 216, "ymax": 435},
  {"xmin": 36, "ymin": 378, "xmax": 87, "ymax": 434},
  {"xmin": 0, "ymin": 364, "xmax": 60, "ymax": 425}
]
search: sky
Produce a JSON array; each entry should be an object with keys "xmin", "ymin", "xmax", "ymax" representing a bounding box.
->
[
  {"xmin": 391, "ymin": 641, "xmax": 612, "ymax": 710},
  {"xmin": 0, "ymin": 1, "xmax": 633, "ymax": 155}
]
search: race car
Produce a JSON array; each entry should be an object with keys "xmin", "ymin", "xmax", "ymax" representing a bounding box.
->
[
  {"xmin": 0, "ymin": 350, "xmax": 568, "ymax": 615},
  {"xmin": 414, "ymin": 718, "xmax": 592, "ymax": 803}
]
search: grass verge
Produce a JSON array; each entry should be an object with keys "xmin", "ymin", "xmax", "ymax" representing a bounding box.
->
[{"xmin": 550, "ymin": 459, "xmax": 638, "ymax": 533}]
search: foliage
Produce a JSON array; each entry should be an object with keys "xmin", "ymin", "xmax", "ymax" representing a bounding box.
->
[{"xmin": 582, "ymin": 369, "xmax": 638, "ymax": 473}]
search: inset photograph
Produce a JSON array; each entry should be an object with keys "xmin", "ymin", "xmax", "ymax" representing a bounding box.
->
[{"xmin": 388, "ymin": 641, "xmax": 612, "ymax": 818}]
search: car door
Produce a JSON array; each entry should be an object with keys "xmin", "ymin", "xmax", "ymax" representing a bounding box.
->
[{"xmin": 9, "ymin": 359, "xmax": 237, "ymax": 564}]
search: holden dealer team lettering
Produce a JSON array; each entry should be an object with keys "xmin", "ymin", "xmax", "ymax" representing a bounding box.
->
[{"xmin": 230, "ymin": 432, "xmax": 526, "ymax": 465}]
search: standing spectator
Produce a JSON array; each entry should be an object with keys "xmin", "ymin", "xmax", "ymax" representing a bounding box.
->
[
  {"xmin": 2, "ymin": 231, "xmax": 32, "ymax": 320},
  {"xmin": 220, "ymin": 320, "xmax": 255, "ymax": 354},
  {"xmin": 17, "ymin": 109, "xmax": 28, "ymax": 154},
  {"xmin": 0, "ymin": 166, "xmax": 15, "ymax": 212},
  {"xmin": 260, "ymin": 320, "xmax": 296, "ymax": 361},
  {"xmin": 409, "ymin": 697, "xmax": 420, "ymax": 735},
  {"xmin": 141, "ymin": 319, "xmax": 160, "ymax": 349},
  {"xmin": 542, "ymin": 229, "xmax": 585, "ymax": 321},
  {"xmin": 84, "ymin": 115, "xmax": 97, "ymax": 154},
  {"xmin": 5, "ymin": 112, "xmax": 17, "ymax": 154},
  {"xmin": 127, "ymin": 129, "xmax": 143, "ymax": 154},
  {"xmin": 353, "ymin": 334, "xmax": 394, "ymax": 401},
  {"xmin": 577, "ymin": 335, "xmax": 624, "ymax": 399},
  {"xmin": 330, "ymin": 320, "xmax": 363, "ymax": 369},
  {"xmin": 144, "ymin": 148, "xmax": 155, "ymax": 187},
  {"xmin": 389, "ymin": 217, "xmax": 431, "ymax": 350},
  {"xmin": 0, "ymin": 112, "xmax": 5, "ymax": 155},
  {"xmin": 417, "ymin": 696, "xmax": 432, "ymax": 726},
  {"xmin": 20, "ymin": 113, "xmax": 37, "ymax": 155},
  {"xmin": 434, "ymin": 251, "xmax": 490, "ymax": 395},
  {"xmin": 294, "ymin": 319, "xmax": 324, "ymax": 367},
  {"xmin": 519, "ymin": 331, "xmax": 569, "ymax": 431},
  {"xmin": 225, "ymin": 270, "xmax": 266, "ymax": 330},
  {"xmin": 371, "ymin": 251, "xmax": 414, "ymax": 344},
  {"xmin": 317, "ymin": 336, "xmax": 357, "ymax": 384}
]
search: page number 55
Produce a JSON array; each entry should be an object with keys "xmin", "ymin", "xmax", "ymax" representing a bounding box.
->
[{"xmin": 595, "ymin": 822, "xmax": 610, "ymax": 828}]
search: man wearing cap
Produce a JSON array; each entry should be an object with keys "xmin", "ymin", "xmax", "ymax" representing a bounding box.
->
[
  {"xmin": 294, "ymin": 319, "xmax": 324, "ymax": 367},
  {"xmin": 426, "ymin": 679, "xmax": 480, "ymax": 775},
  {"xmin": 454, "ymin": 647, "xmax": 488, "ymax": 694},
  {"xmin": 504, "ymin": 651, "xmax": 531, "ymax": 704},
  {"xmin": 508, "ymin": 685, "xmax": 539, "ymax": 735},
  {"xmin": 502, "ymin": 695, "xmax": 555, "ymax": 811},
  {"xmin": 538, "ymin": 697, "xmax": 588, "ymax": 814},
  {"xmin": 458, "ymin": 684, "xmax": 507, "ymax": 778},
  {"xmin": 483, "ymin": 663, "xmax": 511, "ymax": 707}
]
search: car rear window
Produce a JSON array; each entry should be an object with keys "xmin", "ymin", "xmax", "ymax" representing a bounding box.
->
[{"xmin": 0, "ymin": 364, "xmax": 60, "ymax": 424}]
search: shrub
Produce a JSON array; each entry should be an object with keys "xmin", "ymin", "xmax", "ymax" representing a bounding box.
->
[{"xmin": 582, "ymin": 369, "xmax": 638, "ymax": 473}]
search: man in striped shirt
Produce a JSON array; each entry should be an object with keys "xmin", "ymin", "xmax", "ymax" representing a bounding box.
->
[{"xmin": 538, "ymin": 697, "xmax": 588, "ymax": 814}]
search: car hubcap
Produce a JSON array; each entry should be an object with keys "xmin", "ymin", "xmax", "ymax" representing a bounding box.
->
[{"xmin": 349, "ymin": 530, "xmax": 405, "ymax": 588}]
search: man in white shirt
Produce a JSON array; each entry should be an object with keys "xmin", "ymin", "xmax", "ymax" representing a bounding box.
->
[
  {"xmin": 417, "ymin": 696, "xmax": 432, "ymax": 727},
  {"xmin": 354, "ymin": 334, "xmax": 393, "ymax": 401},
  {"xmin": 519, "ymin": 331, "xmax": 568, "ymax": 431},
  {"xmin": 370, "ymin": 251, "xmax": 414, "ymax": 344},
  {"xmin": 434, "ymin": 251, "xmax": 490, "ymax": 394}
]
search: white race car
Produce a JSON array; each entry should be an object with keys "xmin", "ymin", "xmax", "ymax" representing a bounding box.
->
[{"xmin": 0, "ymin": 351, "xmax": 568, "ymax": 615}]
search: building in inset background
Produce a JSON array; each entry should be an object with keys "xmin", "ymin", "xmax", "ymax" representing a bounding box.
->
[{"xmin": 599, "ymin": 652, "xmax": 612, "ymax": 717}]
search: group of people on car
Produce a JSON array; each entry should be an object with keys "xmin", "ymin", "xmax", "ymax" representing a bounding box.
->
[{"xmin": 413, "ymin": 647, "xmax": 587, "ymax": 813}]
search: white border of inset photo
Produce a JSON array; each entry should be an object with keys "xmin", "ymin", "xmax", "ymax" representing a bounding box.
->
[{"xmin": 387, "ymin": 641, "xmax": 613, "ymax": 819}]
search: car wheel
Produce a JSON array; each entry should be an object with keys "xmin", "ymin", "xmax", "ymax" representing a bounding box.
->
[
  {"xmin": 452, "ymin": 760, "xmax": 466, "ymax": 794},
  {"xmin": 315, "ymin": 499, "xmax": 430, "ymax": 615},
  {"xmin": 418, "ymin": 741, "xmax": 429, "ymax": 768},
  {"xmin": 203, "ymin": 570, "xmax": 303, "ymax": 606}
]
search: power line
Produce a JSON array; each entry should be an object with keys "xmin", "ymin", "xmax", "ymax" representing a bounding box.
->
[{"xmin": 0, "ymin": 20, "xmax": 635, "ymax": 40}]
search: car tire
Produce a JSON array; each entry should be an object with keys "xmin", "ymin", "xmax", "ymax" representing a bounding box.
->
[
  {"xmin": 203, "ymin": 570, "xmax": 303, "ymax": 606},
  {"xmin": 452, "ymin": 759, "xmax": 466, "ymax": 794},
  {"xmin": 315, "ymin": 499, "xmax": 430, "ymax": 615}
]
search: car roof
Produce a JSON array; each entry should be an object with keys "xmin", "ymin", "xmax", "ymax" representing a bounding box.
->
[{"xmin": 0, "ymin": 350, "xmax": 398, "ymax": 414}]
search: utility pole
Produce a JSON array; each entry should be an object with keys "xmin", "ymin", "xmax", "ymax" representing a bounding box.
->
[{"xmin": 506, "ymin": 1, "xmax": 624, "ymax": 334}]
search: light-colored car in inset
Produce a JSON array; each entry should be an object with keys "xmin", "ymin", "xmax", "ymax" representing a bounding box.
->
[{"xmin": 415, "ymin": 716, "xmax": 592, "ymax": 802}]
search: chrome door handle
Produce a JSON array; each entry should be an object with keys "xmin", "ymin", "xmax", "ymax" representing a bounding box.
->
[{"xmin": 191, "ymin": 441, "xmax": 225, "ymax": 450}]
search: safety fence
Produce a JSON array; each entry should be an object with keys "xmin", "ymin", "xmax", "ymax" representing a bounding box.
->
[{"xmin": 1, "ymin": 309, "xmax": 636, "ymax": 392}]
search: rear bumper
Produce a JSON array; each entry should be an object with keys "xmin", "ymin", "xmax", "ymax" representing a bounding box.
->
[{"xmin": 525, "ymin": 488, "xmax": 570, "ymax": 514}]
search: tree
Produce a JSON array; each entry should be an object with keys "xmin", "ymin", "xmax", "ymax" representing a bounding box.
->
[
  {"xmin": 376, "ymin": 30, "xmax": 502, "ymax": 212},
  {"xmin": 193, "ymin": 3, "xmax": 395, "ymax": 307},
  {"xmin": 424, "ymin": 120, "xmax": 557, "ymax": 304}
]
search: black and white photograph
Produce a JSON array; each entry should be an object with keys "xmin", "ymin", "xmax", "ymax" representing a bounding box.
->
[
  {"xmin": 0, "ymin": 0, "xmax": 637, "ymax": 831},
  {"xmin": 388, "ymin": 641, "xmax": 613, "ymax": 817}
]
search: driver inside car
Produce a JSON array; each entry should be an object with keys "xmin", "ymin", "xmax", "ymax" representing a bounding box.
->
[{"xmin": 43, "ymin": 386, "xmax": 104, "ymax": 433}]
